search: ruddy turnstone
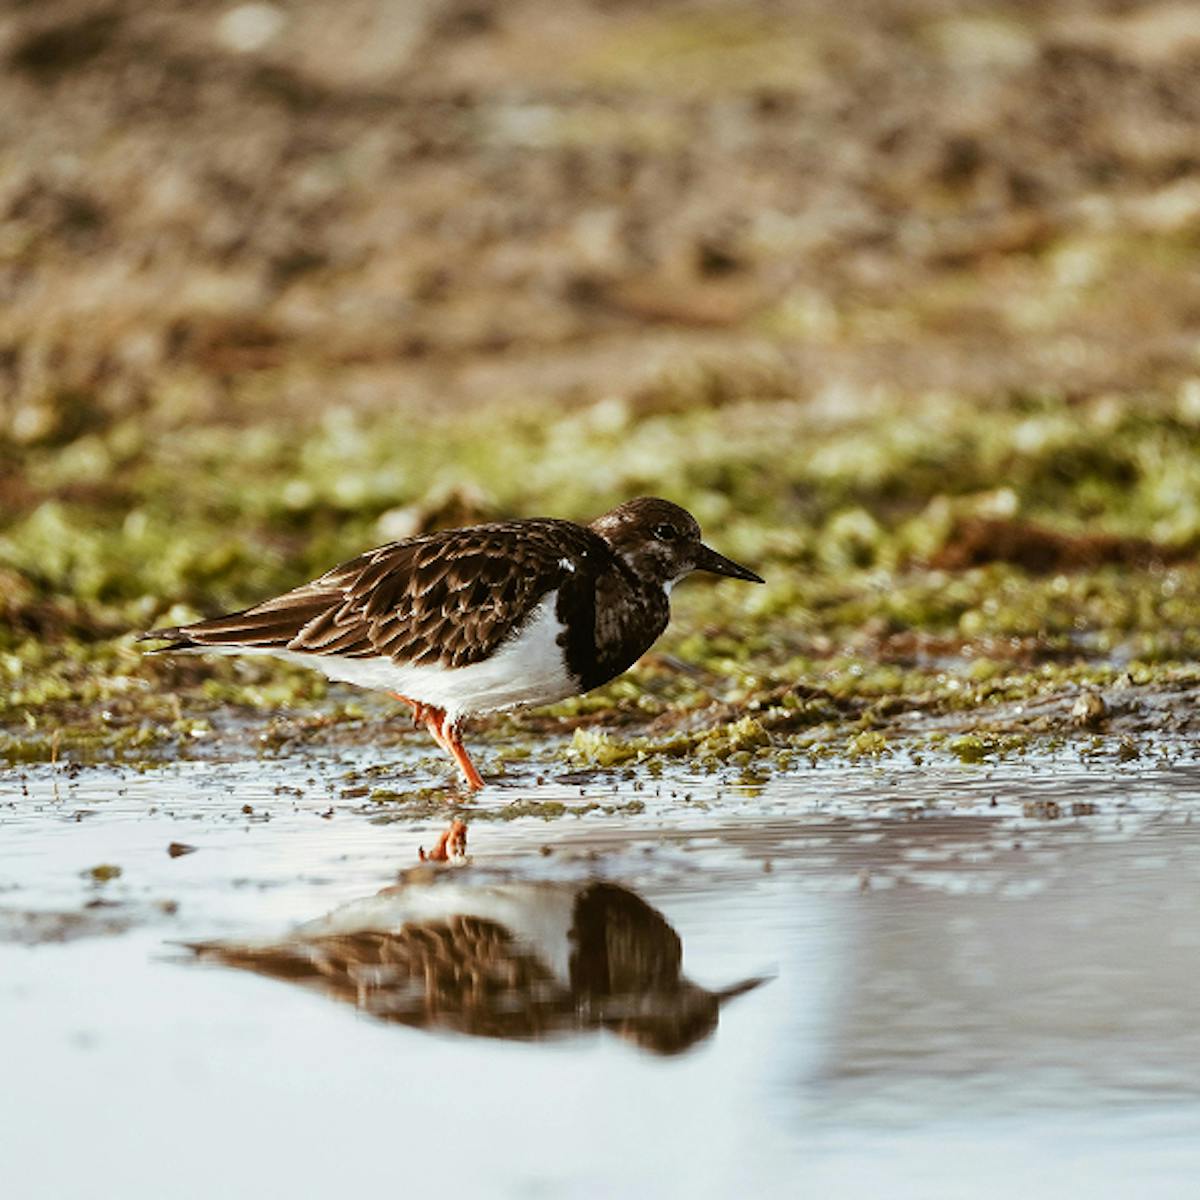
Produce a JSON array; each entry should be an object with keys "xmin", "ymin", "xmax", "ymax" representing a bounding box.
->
[
  {"xmin": 190, "ymin": 874, "xmax": 764, "ymax": 1053},
  {"xmin": 141, "ymin": 496, "xmax": 763, "ymax": 788}
]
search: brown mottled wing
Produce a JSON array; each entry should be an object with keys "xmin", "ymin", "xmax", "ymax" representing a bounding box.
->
[
  {"xmin": 145, "ymin": 520, "xmax": 608, "ymax": 669},
  {"xmin": 190, "ymin": 918, "xmax": 571, "ymax": 1040}
]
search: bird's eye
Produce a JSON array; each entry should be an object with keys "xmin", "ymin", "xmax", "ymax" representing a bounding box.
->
[{"xmin": 653, "ymin": 523, "xmax": 679, "ymax": 541}]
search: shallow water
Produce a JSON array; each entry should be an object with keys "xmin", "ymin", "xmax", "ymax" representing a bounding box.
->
[{"xmin": 4, "ymin": 752, "xmax": 1200, "ymax": 1198}]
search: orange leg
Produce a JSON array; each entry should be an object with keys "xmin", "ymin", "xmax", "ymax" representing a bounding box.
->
[
  {"xmin": 392, "ymin": 693, "xmax": 485, "ymax": 791},
  {"xmin": 419, "ymin": 818, "xmax": 468, "ymax": 862},
  {"xmin": 441, "ymin": 718, "xmax": 486, "ymax": 791},
  {"xmin": 391, "ymin": 692, "xmax": 433, "ymax": 728}
]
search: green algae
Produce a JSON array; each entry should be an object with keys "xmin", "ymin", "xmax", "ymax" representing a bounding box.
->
[
  {"xmin": 949, "ymin": 735, "xmax": 989, "ymax": 764},
  {"xmin": 846, "ymin": 731, "xmax": 891, "ymax": 759},
  {"xmin": 84, "ymin": 864, "xmax": 122, "ymax": 883},
  {"xmin": 5, "ymin": 386, "xmax": 1200, "ymax": 770}
]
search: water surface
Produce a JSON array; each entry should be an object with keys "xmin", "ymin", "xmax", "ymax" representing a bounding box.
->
[{"xmin": 4, "ymin": 753, "xmax": 1200, "ymax": 1198}]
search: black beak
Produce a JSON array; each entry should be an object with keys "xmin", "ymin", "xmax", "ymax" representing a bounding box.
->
[{"xmin": 693, "ymin": 543, "xmax": 765, "ymax": 584}]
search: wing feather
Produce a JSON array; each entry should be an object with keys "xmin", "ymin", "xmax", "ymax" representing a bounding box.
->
[{"xmin": 143, "ymin": 519, "xmax": 608, "ymax": 669}]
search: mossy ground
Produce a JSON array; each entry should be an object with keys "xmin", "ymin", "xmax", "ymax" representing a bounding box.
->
[{"xmin": 5, "ymin": 388, "xmax": 1200, "ymax": 778}]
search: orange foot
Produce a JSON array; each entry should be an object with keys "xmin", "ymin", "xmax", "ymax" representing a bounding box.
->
[
  {"xmin": 419, "ymin": 818, "xmax": 468, "ymax": 863},
  {"xmin": 392, "ymin": 693, "xmax": 486, "ymax": 791}
]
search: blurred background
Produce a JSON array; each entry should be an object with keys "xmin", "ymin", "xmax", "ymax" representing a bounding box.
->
[
  {"xmin": 3, "ymin": 0, "xmax": 1200, "ymax": 749},
  {"xmin": 8, "ymin": 11, "xmax": 1200, "ymax": 1191}
]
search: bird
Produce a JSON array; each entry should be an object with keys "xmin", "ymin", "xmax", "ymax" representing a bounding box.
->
[
  {"xmin": 141, "ymin": 496, "xmax": 763, "ymax": 789},
  {"xmin": 188, "ymin": 871, "xmax": 765, "ymax": 1055}
]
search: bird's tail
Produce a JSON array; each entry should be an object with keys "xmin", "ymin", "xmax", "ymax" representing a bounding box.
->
[
  {"xmin": 137, "ymin": 627, "xmax": 202, "ymax": 653},
  {"xmin": 138, "ymin": 590, "xmax": 336, "ymax": 654}
]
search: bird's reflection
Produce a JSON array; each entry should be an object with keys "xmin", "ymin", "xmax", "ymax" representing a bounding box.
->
[{"xmin": 191, "ymin": 851, "xmax": 762, "ymax": 1056}]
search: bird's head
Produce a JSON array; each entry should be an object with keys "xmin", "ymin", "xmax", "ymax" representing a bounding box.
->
[{"xmin": 589, "ymin": 497, "xmax": 764, "ymax": 590}]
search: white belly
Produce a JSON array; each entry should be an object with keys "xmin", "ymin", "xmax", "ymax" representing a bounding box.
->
[
  {"xmin": 285, "ymin": 594, "xmax": 578, "ymax": 719},
  {"xmin": 301, "ymin": 883, "xmax": 580, "ymax": 986}
]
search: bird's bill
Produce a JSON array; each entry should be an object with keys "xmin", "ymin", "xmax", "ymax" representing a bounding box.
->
[{"xmin": 693, "ymin": 543, "xmax": 765, "ymax": 583}]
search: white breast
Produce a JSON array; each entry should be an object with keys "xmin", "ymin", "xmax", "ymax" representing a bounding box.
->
[{"xmin": 284, "ymin": 593, "xmax": 579, "ymax": 719}]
